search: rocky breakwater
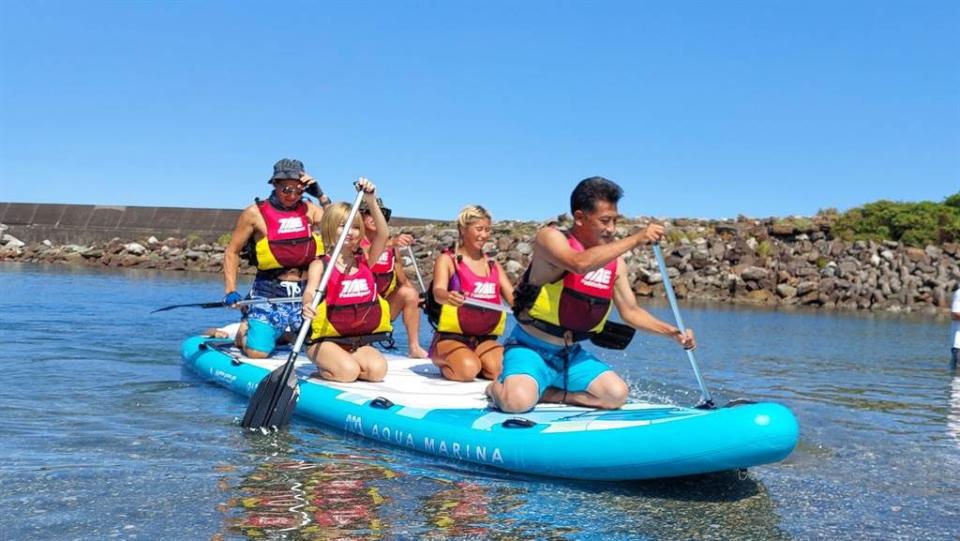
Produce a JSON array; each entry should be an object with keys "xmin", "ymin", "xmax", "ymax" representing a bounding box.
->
[
  {"xmin": 399, "ymin": 216, "xmax": 959, "ymax": 316},
  {"xmin": 2, "ymin": 216, "xmax": 958, "ymax": 315},
  {"xmin": 0, "ymin": 223, "xmax": 243, "ymax": 275}
]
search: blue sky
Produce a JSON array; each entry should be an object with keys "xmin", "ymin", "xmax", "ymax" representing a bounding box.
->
[{"xmin": 1, "ymin": 1, "xmax": 957, "ymax": 222}]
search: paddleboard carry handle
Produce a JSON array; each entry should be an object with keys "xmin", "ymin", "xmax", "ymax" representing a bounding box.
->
[
  {"xmin": 370, "ymin": 397, "xmax": 395, "ymax": 409},
  {"xmin": 502, "ymin": 417, "xmax": 537, "ymax": 429}
]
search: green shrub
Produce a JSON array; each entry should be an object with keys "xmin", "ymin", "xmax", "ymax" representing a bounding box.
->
[
  {"xmin": 665, "ymin": 229, "xmax": 687, "ymax": 245},
  {"xmin": 830, "ymin": 193, "xmax": 960, "ymax": 246},
  {"xmin": 944, "ymin": 193, "xmax": 960, "ymax": 211},
  {"xmin": 756, "ymin": 240, "xmax": 774, "ymax": 258},
  {"xmin": 216, "ymin": 233, "xmax": 232, "ymax": 247}
]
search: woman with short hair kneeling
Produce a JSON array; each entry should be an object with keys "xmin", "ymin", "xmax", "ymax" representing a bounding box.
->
[
  {"xmin": 428, "ymin": 205, "xmax": 515, "ymax": 381},
  {"xmin": 302, "ymin": 179, "xmax": 391, "ymax": 382}
]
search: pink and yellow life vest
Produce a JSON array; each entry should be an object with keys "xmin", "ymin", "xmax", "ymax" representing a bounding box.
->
[
  {"xmin": 253, "ymin": 199, "xmax": 324, "ymax": 272},
  {"xmin": 515, "ymin": 232, "xmax": 616, "ymax": 341},
  {"xmin": 310, "ymin": 253, "xmax": 392, "ymax": 340},
  {"xmin": 360, "ymin": 238, "xmax": 398, "ymax": 297},
  {"xmin": 433, "ymin": 254, "xmax": 506, "ymax": 337}
]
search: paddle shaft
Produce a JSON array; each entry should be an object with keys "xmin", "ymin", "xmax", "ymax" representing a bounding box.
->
[
  {"xmin": 462, "ymin": 297, "xmax": 508, "ymax": 312},
  {"xmin": 245, "ymin": 188, "xmax": 366, "ymax": 428},
  {"xmin": 290, "ymin": 189, "xmax": 367, "ymax": 358},
  {"xmin": 652, "ymin": 243, "xmax": 714, "ymax": 406},
  {"xmin": 152, "ymin": 296, "xmax": 301, "ymax": 313},
  {"xmin": 405, "ymin": 245, "xmax": 428, "ymax": 293},
  {"xmin": 405, "ymin": 245, "xmax": 507, "ymax": 313}
]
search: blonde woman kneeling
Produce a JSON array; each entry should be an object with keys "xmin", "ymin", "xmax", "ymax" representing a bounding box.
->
[
  {"xmin": 302, "ymin": 179, "xmax": 391, "ymax": 382},
  {"xmin": 428, "ymin": 205, "xmax": 515, "ymax": 381}
]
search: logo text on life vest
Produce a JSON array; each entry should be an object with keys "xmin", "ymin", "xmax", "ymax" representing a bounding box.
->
[
  {"xmin": 340, "ymin": 278, "xmax": 372, "ymax": 299},
  {"xmin": 471, "ymin": 282, "xmax": 497, "ymax": 299},
  {"xmin": 581, "ymin": 268, "xmax": 613, "ymax": 289},
  {"xmin": 277, "ymin": 217, "xmax": 307, "ymax": 234}
]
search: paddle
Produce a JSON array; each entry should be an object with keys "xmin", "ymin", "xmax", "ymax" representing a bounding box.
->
[
  {"xmin": 151, "ymin": 296, "xmax": 301, "ymax": 314},
  {"xmin": 241, "ymin": 187, "xmax": 367, "ymax": 429},
  {"xmin": 405, "ymin": 245, "xmax": 428, "ymax": 294},
  {"xmin": 462, "ymin": 297, "xmax": 509, "ymax": 312},
  {"xmin": 652, "ymin": 242, "xmax": 716, "ymax": 409},
  {"xmin": 404, "ymin": 245, "xmax": 508, "ymax": 313}
]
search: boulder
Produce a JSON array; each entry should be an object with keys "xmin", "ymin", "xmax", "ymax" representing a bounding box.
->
[
  {"xmin": 776, "ymin": 284, "xmax": 798, "ymax": 298},
  {"xmin": 2, "ymin": 234, "xmax": 24, "ymax": 248},
  {"xmin": 503, "ymin": 260, "xmax": 524, "ymax": 276},
  {"xmin": 124, "ymin": 242, "xmax": 147, "ymax": 256},
  {"xmin": 904, "ymin": 247, "xmax": 927, "ymax": 263},
  {"xmin": 740, "ymin": 266, "xmax": 769, "ymax": 281},
  {"xmin": 796, "ymin": 281, "xmax": 818, "ymax": 296},
  {"xmin": 744, "ymin": 289, "xmax": 777, "ymax": 304}
]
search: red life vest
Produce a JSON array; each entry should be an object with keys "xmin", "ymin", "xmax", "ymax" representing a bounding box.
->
[
  {"xmin": 516, "ymin": 231, "xmax": 616, "ymax": 341},
  {"xmin": 253, "ymin": 198, "xmax": 324, "ymax": 271},
  {"xmin": 310, "ymin": 253, "xmax": 393, "ymax": 339},
  {"xmin": 360, "ymin": 238, "xmax": 398, "ymax": 296}
]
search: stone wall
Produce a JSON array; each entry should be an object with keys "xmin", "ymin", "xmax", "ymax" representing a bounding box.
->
[
  {"xmin": 0, "ymin": 202, "xmax": 432, "ymax": 245},
  {"xmin": 2, "ymin": 211, "xmax": 957, "ymax": 315}
]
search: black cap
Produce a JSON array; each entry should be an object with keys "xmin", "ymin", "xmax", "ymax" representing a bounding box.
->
[
  {"xmin": 269, "ymin": 158, "xmax": 305, "ymax": 183},
  {"xmin": 359, "ymin": 197, "xmax": 385, "ymax": 211},
  {"xmin": 359, "ymin": 197, "xmax": 392, "ymax": 221}
]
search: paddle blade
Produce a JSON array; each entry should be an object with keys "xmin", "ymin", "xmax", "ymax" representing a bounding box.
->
[{"xmin": 241, "ymin": 365, "xmax": 300, "ymax": 429}]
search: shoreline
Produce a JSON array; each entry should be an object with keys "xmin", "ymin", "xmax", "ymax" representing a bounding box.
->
[{"xmin": 2, "ymin": 214, "xmax": 957, "ymax": 316}]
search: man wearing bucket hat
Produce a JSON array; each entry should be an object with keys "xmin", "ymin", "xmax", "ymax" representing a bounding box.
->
[{"xmin": 221, "ymin": 158, "xmax": 328, "ymax": 358}]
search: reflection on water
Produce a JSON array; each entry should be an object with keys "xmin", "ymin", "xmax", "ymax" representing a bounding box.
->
[
  {"xmin": 211, "ymin": 439, "xmax": 790, "ymax": 541},
  {"xmin": 214, "ymin": 446, "xmax": 586, "ymax": 540},
  {"xmin": 223, "ymin": 455, "xmax": 395, "ymax": 540},
  {"xmin": 948, "ymin": 376, "xmax": 960, "ymax": 449},
  {"xmin": 603, "ymin": 472, "xmax": 790, "ymax": 541},
  {"xmin": 420, "ymin": 480, "xmax": 492, "ymax": 539}
]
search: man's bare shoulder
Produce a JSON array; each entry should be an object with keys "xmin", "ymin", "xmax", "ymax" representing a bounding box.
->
[
  {"xmin": 534, "ymin": 224, "xmax": 566, "ymax": 244},
  {"xmin": 231, "ymin": 205, "xmax": 265, "ymax": 236},
  {"xmin": 240, "ymin": 202, "xmax": 260, "ymax": 214}
]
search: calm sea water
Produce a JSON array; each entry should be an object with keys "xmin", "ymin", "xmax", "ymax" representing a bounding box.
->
[{"xmin": 1, "ymin": 262, "xmax": 957, "ymax": 540}]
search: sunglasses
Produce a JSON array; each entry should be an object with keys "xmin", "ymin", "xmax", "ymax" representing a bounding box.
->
[
  {"xmin": 363, "ymin": 207, "xmax": 392, "ymax": 222},
  {"xmin": 278, "ymin": 185, "xmax": 304, "ymax": 195}
]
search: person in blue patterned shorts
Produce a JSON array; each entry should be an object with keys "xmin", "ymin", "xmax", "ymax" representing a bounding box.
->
[{"xmin": 222, "ymin": 158, "xmax": 328, "ymax": 358}]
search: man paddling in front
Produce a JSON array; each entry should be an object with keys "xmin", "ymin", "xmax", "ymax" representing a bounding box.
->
[
  {"xmin": 222, "ymin": 158, "xmax": 328, "ymax": 358},
  {"xmin": 487, "ymin": 176, "xmax": 697, "ymax": 413}
]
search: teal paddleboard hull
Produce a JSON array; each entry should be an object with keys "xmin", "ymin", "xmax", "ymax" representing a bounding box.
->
[{"xmin": 182, "ymin": 335, "xmax": 798, "ymax": 481}]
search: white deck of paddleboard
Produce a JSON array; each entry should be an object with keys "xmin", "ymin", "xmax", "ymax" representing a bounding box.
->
[
  {"xmin": 248, "ymin": 353, "xmax": 493, "ymax": 410},
  {"xmin": 213, "ymin": 323, "xmax": 673, "ymax": 420}
]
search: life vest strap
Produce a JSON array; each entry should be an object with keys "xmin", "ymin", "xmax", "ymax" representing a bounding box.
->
[{"xmin": 308, "ymin": 332, "xmax": 394, "ymax": 351}]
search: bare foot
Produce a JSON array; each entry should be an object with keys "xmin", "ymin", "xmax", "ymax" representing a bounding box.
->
[
  {"xmin": 408, "ymin": 345, "xmax": 429, "ymax": 359},
  {"xmin": 203, "ymin": 328, "xmax": 230, "ymax": 338},
  {"xmin": 485, "ymin": 381, "xmax": 497, "ymax": 401}
]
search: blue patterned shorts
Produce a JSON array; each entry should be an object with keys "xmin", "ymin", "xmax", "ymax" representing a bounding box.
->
[{"xmin": 242, "ymin": 278, "xmax": 304, "ymax": 353}]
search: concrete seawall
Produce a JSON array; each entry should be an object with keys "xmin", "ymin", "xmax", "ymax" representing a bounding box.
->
[{"xmin": 0, "ymin": 202, "xmax": 430, "ymax": 244}]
